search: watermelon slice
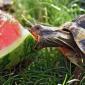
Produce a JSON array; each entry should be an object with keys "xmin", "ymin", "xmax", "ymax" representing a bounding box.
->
[{"xmin": 0, "ymin": 10, "xmax": 36, "ymax": 70}]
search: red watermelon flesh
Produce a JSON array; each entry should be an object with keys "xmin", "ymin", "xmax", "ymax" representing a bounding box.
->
[{"xmin": 0, "ymin": 19, "xmax": 21, "ymax": 50}]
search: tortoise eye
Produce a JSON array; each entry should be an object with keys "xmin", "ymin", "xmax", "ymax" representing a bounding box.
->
[
  {"xmin": 34, "ymin": 25, "xmax": 41, "ymax": 30},
  {"xmin": 62, "ymin": 28, "xmax": 70, "ymax": 33},
  {"xmin": 36, "ymin": 26, "xmax": 40, "ymax": 30}
]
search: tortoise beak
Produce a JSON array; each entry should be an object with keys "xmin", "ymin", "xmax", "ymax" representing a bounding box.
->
[{"xmin": 30, "ymin": 25, "xmax": 74, "ymax": 50}]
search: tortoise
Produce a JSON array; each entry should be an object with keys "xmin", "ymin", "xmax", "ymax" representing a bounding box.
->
[
  {"xmin": 30, "ymin": 15, "xmax": 85, "ymax": 82},
  {"xmin": 30, "ymin": 15, "xmax": 85, "ymax": 67}
]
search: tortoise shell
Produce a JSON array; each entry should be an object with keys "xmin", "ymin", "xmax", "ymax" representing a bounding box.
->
[{"xmin": 62, "ymin": 15, "xmax": 85, "ymax": 54}]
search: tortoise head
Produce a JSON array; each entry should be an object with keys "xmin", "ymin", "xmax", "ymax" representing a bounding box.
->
[{"xmin": 29, "ymin": 24, "xmax": 74, "ymax": 50}]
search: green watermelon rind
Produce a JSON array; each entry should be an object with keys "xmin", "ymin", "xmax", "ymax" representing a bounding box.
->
[{"xmin": 0, "ymin": 28, "xmax": 36, "ymax": 70}]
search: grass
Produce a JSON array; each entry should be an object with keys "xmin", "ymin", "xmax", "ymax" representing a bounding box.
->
[{"xmin": 1, "ymin": 0, "xmax": 85, "ymax": 85}]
